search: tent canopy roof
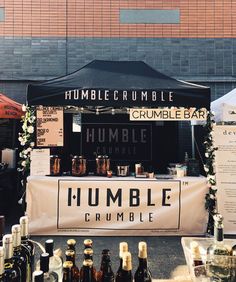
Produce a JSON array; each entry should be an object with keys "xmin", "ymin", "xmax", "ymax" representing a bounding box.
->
[
  {"xmin": 27, "ymin": 60, "xmax": 211, "ymax": 109},
  {"xmin": 0, "ymin": 93, "xmax": 23, "ymax": 119}
]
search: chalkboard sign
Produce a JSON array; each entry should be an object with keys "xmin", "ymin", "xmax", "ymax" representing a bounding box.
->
[{"xmin": 187, "ymin": 159, "xmax": 200, "ymax": 176}]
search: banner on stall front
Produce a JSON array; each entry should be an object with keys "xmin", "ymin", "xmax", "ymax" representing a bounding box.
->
[
  {"xmin": 129, "ymin": 108, "xmax": 207, "ymax": 121},
  {"xmin": 214, "ymin": 125, "xmax": 236, "ymax": 234},
  {"xmin": 36, "ymin": 106, "xmax": 64, "ymax": 147},
  {"xmin": 26, "ymin": 176, "xmax": 208, "ymax": 235}
]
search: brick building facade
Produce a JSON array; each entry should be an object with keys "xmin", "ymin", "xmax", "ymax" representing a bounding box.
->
[{"xmin": 0, "ymin": 0, "xmax": 236, "ymax": 103}]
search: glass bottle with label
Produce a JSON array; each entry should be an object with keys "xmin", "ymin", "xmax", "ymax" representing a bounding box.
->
[
  {"xmin": 20, "ymin": 216, "xmax": 35, "ymax": 274},
  {"xmin": 115, "ymin": 242, "xmax": 128, "ymax": 282},
  {"xmin": 0, "ymin": 216, "xmax": 5, "ymax": 246},
  {"xmin": 32, "ymin": 270, "xmax": 44, "ymax": 282},
  {"xmin": 80, "ymin": 259, "xmax": 97, "ymax": 282},
  {"xmin": 45, "ymin": 239, "xmax": 63, "ymax": 281},
  {"xmin": 3, "ymin": 234, "xmax": 21, "ymax": 281},
  {"xmin": 65, "ymin": 249, "xmax": 80, "ymax": 281},
  {"xmin": 134, "ymin": 242, "xmax": 152, "ymax": 282},
  {"xmin": 97, "ymin": 249, "xmax": 114, "ymax": 282},
  {"xmin": 12, "ymin": 224, "xmax": 30, "ymax": 282},
  {"xmin": 206, "ymin": 214, "xmax": 231, "ymax": 281},
  {"xmin": 62, "ymin": 261, "xmax": 73, "ymax": 282},
  {"xmin": 40, "ymin": 253, "xmax": 58, "ymax": 282}
]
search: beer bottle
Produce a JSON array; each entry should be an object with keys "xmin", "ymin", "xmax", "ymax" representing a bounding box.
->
[
  {"xmin": 80, "ymin": 259, "xmax": 97, "ymax": 282},
  {"xmin": 65, "ymin": 249, "xmax": 80, "ymax": 281},
  {"xmin": 84, "ymin": 248, "xmax": 94, "ymax": 261},
  {"xmin": 84, "ymin": 239, "xmax": 93, "ymax": 249},
  {"xmin": 62, "ymin": 261, "xmax": 73, "ymax": 282},
  {"xmin": 118, "ymin": 252, "xmax": 132, "ymax": 282},
  {"xmin": 67, "ymin": 239, "xmax": 77, "ymax": 253},
  {"xmin": 97, "ymin": 250, "xmax": 114, "ymax": 282},
  {"xmin": 134, "ymin": 242, "xmax": 152, "ymax": 282}
]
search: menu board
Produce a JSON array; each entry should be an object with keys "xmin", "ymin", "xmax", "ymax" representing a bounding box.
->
[
  {"xmin": 214, "ymin": 125, "xmax": 236, "ymax": 234},
  {"xmin": 36, "ymin": 107, "xmax": 64, "ymax": 147}
]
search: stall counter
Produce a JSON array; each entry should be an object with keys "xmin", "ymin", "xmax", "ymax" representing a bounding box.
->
[{"xmin": 26, "ymin": 175, "xmax": 208, "ymax": 236}]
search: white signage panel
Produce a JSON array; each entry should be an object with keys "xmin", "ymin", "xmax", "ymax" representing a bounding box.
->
[
  {"xmin": 214, "ymin": 125, "xmax": 236, "ymax": 234},
  {"xmin": 30, "ymin": 148, "xmax": 50, "ymax": 176},
  {"xmin": 26, "ymin": 176, "xmax": 208, "ymax": 235},
  {"xmin": 36, "ymin": 107, "xmax": 64, "ymax": 147},
  {"xmin": 129, "ymin": 108, "xmax": 207, "ymax": 121}
]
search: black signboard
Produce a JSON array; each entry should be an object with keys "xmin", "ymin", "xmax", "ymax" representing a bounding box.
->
[{"xmin": 81, "ymin": 123, "xmax": 152, "ymax": 161}]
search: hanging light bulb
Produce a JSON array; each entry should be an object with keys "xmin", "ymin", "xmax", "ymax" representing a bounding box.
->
[
  {"xmin": 80, "ymin": 107, "xmax": 84, "ymax": 112},
  {"xmin": 96, "ymin": 108, "xmax": 99, "ymax": 115},
  {"xmin": 111, "ymin": 108, "xmax": 115, "ymax": 115}
]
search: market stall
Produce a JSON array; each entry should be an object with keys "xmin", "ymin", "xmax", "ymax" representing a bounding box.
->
[{"xmin": 23, "ymin": 60, "xmax": 211, "ymax": 235}]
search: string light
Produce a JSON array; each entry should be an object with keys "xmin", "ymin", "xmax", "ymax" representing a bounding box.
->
[
  {"xmin": 96, "ymin": 108, "xmax": 99, "ymax": 115},
  {"xmin": 111, "ymin": 108, "xmax": 115, "ymax": 115}
]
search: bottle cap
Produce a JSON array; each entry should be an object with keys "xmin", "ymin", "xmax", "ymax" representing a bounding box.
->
[
  {"xmin": 32, "ymin": 270, "xmax": 44, "ymax": 282},
  {"xmin": 40, "ymin": 253, "xmax": 50, "ymax": 273},
  {"xmin": 67, "ymin": 238, "xmax": 76, "ymax": 246},
  {"xmin": 11, "ymin": 224, "xmax": 21, "ymax": 248},
  {"xmin": 138, "ymin": 241, "xmax": 147, "ymax": 258},
  {"xmin": 102, "ymin": 249, "xmax": 110, "ymax": 255},
  {"xmin": 83, "ymin": 259, "xmax": 93, "ymax": 267},
  {"xmin": 45, "ymin": 239, "xmax": 54, "ymax": 257},
  {"xmin": 65, "ymin": 249, "xmax": 75, "ymax": 257},
  {"xmin": 84, "ymin": 248, "xmax": 93, "ymax": 255},
  {"xmin": 3, "ymin": 234, "xmax": 14, "ymax": 259},
  {"xmin": 122, "ymin": 251, "xmax": 132, "ymax": 271},
  {"xmin": 19, "ymin": 216, "xmax": 29, "ymax": 237},
  {"xmin": 119, "ymin": 242, "xmax": 128, "ymax": 258},
  {"xmin": 63, "ymin": 261, "xmax": 73, "ymax": 269},
  {"xmin": 84, "ymin": 239, "xmax": 93, "ymax": 247}
]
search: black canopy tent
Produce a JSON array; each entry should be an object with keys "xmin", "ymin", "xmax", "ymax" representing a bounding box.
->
[{"xmin": 27, "ymin": 60, "xmax": 210, "ymax": 109}]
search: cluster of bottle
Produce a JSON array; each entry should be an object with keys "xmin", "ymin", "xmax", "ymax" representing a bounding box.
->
[
  {"xmin": 190, "ymin": 214, "xmax": 236, "ymax": 282},
  {"xmin": 0, "ymin": 215, "xmax": 35, "ymax": 282},
  {"xmin": 0, "ymin": 215, "xmax": 152, "ymax": 282}
]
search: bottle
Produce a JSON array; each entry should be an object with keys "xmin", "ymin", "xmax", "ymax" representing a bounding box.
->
[
  {"xmin": 0, "ymin": 216, "xmax": 5, "ymax": 246},
  {"xmin": 134, "ymin": 242, "xmax": 152, "ymax": 282},
  {"xmin": 84, "ymin": 239, "xmax": 93, "ymax": 249},
  {"xmin": 3, "ymin": 234, "xmax": 21, "ymax": 281},
  {"xmin": 190, "ymin": 241, "xmax": 204, "ymax": 267},
  {"xmin": 20, "ymin": 216, "xmax": 35, "ymax": 273},
  {"xmin": 97, "ymin": 250, "xmax": 114, "ymax": 282},
  {"xmin": 206, "ymin": 214, "xmax": 231, "ymax": 281},
  {"xmin": 12, "ymin": 224, "xmax": 30, "ymax": 282},
  {"xmin": 32, "ymin": 270, "xmax": 44, "ymax": 282},
  {"xmin": 115, "ymin": 242, "xmax": 128, "ymax": 282},
  {"xmin": 84, "ymin": 248, "xmax": 94, "ymax": 261},
  {"xmin": 67, "ymin": 239, "xmax": 76, "ymax": 252},
  {"xmin": 65, "ymin": 249, "xmax": 80, "ymax": 281},
  {"xmin": 40, "ymin": 252, "xmax": 58, "ymax": 281},
  {"xmin": 0, "ymin": 246, "xmax": 5, "ymax": 281},
  {"xmin": 119, "ymin": 252, "xmax": 132, "ymax": 282},
  {"xmin": 62, "ymin": 261, "xmax": 73, "ymax": 282},
  {"xmin": 80, "ymin": 259, "xmax": 96, "ymax": 282},
  {"xmin": 45, "ymin": 239, "xmax": 63, "ymax": 281}
]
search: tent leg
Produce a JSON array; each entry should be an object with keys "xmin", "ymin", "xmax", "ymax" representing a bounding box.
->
[{"xmin": 191, "ymin": 125, "xmax": 195, "ymax": 159}]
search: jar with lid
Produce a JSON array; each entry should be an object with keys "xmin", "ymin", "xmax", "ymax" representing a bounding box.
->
[
  {"xmin": 96, "ymin": 155, "xmax": 110, "ymax": 176},
  {"xmin": 72, "ymin": 155, "xmax": 87, "ymax": 176},
  {"xmin": 50, "ymin": 155, "xmax": 61, "ymax": 176}
]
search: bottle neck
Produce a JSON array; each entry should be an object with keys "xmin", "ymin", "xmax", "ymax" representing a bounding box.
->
[
  {"xmin": 214, "ymin": 226, "xmax": 224, "ymax": 242},
  {"xmin": 4, "ymin": 242, "xmax": 13, "ymax": 260},
  {"xmin": 138, "ymin": 257, "xmax": 148, "ymax": 268},
  {"xmin": 0, "ymin": 254, "xmax": 4, "ymax": 276},
  {"xmin": 83, "ymin": 266, "xmax": 93, "ymax": 281},
  {"xmin": 66, "ymin": 255, "xmax": 75, "ymax": 265}
]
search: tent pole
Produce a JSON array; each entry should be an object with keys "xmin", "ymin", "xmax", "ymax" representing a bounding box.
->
[{"xmin": 191, "ymin": 124, "xmax": 195, "ymax": 158}]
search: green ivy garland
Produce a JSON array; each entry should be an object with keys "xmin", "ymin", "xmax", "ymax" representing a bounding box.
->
[{"xmin": 203, "ymin": 111, "xmax": 218, "ymax": 234}]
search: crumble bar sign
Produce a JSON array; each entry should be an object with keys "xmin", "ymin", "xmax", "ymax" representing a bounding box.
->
[
  {"xmin": 81, "ymin": 123, "xmax": 152, "ymax": 161},
  {"xmin": 57, "ymin": 180, "xmax": 181, "ymax": 233}
]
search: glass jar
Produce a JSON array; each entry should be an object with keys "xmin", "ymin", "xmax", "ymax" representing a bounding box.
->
[
  {"xmin": 50, "ymin": 155, "xmax": 61, "ymax": 176},
  {"xmin": 72, "ymin": 155, "xmax": 87, "ymax": 176},
  {"xmin": 96, "ymin": 155, "xmax": 110, "ymax": 176}
]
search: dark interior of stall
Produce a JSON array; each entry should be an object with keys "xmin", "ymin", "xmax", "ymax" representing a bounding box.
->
[{"xmin": 51, "ymin": 112, "xmax": 181, "ymax": 174}]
